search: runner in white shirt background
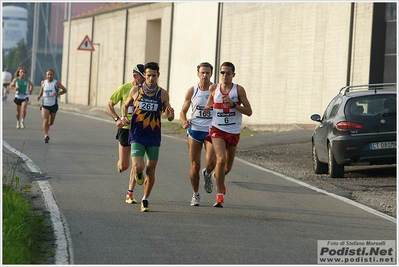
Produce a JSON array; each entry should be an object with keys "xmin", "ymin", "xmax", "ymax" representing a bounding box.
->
[
  {"xmin": 9, "ymin": 67, "xmax": 34, "ymax": 129},
  {"xmin": 180, "ymin": 62, "xmax": 216, "ymax": 206},
  {"xmin": 2, "ymin": 68, "xmax": 12, "ymax": 102},
  {"xmin": 36, "ymin": 68, "xmax": 67, "ymax": 143}
]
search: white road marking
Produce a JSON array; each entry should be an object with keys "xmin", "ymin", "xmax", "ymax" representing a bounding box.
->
[
  {"xmin": 235, "ymin": 157, "xmax": 397, "ymax": 224},
  {"xmin": 2, "ymin": 141, "xmax": 73, "ymax": 264}
]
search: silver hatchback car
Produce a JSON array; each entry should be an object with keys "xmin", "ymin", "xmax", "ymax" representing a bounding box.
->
[{"xmin": 310, "ymin": 83, "xmax": 397, "ymax": 178}]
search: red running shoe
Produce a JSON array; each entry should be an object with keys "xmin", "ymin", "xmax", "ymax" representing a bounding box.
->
[{"xmin": 213, "ymin": 194, "xmax": 224, "ymax": 208}]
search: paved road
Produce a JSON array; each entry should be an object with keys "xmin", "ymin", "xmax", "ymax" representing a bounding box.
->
[{"xmin": 2, "ymin": 99, "xmax": 396, "ymax": 265}]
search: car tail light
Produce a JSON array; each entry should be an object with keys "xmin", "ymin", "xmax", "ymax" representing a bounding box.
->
[{"xmin": 336, "ymin": 121, "xmax": 364, "ymax": 131}]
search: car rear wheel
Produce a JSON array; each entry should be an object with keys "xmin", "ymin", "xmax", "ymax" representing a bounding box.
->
[
  {"xmin": 312, "ymin": 142, "xmax": 328, "ymax": 174},
  {"xmin": 328, "ymin": 143, "xmax": 344, "ymax": 178}
]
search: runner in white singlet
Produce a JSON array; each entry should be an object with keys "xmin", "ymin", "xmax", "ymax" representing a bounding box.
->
[
  {"xmin": 180, "ymin": 62, "xmax": 216, "ymax": 206},
  {"xmin": 203, "ymin": 62, "xmax": 253, "ymax": 208},
  {"xmin": 37, "ymin": 69, "xmax": 67, "ymax": 143},
  {"xmin": 211, "ymin": 83, "xmax": 242, "ymax": 134}
]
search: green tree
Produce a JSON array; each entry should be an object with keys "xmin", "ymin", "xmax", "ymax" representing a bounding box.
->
[{"xmin": 2, "ymin": 40, "xmax": 31, "ymax": 77}]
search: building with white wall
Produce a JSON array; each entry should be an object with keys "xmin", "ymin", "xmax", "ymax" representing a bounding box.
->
[{"xmin": 62, "ymin": 2, "xmax": 396, "ymax": 130}]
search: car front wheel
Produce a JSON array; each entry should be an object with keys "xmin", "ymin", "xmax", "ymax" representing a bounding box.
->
[
  {"xmin": 328, "ymin": 143, "xmax": 344, "ymax": 178},
  {"xmin": 312, "ymin": 142, "xmax": 328, "ymax": 174}
]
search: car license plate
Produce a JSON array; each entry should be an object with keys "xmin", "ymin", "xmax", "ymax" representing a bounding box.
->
[{"xmin": 369, "ymin": 141, "xmax": 397, "ymax": 150}]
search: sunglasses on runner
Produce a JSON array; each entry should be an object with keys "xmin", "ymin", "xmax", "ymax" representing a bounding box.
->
[{"xmin": 220, "ymin": 71, "xmax": 232, "ymax": 76}]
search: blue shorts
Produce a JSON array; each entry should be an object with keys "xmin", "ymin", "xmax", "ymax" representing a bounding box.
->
[{"xmin": 187, "ymin": 127, "xmax": 209, "ymax": 143}]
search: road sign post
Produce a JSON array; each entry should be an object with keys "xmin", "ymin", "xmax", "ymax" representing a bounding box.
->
[{"xmin": 78, "ymin": 36, "xmax": 98, "ymax": 106}]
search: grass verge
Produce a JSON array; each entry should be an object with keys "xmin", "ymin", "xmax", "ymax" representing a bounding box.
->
[{"xmin": 2, "ymin": 171, "xmax": 51, "ymax": 264}]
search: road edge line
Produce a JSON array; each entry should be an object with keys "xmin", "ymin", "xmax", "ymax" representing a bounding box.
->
[
  {"xmin": 236, "ymin": 157, "xmax": 397, "ymax": 224},
  {"xmin": 2, "ymin": 141, "xmax": 73, "ymax": 264}
]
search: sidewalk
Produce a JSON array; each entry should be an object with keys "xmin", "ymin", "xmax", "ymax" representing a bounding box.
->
[{"xmin": 28, "ymin": 93, "xmax": 314, "ymax": 149}]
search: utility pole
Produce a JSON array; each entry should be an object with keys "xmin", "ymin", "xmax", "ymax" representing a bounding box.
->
[
  {"xmin": 30, "ymin": 3, "xmax": 39, "ymax": 85},
  {"xmin": 65, "ymin": 2, "xmax": 71, "ymax": 103}
]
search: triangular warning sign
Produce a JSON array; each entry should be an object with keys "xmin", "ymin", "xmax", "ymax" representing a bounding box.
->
[{"xmin": 78, "ymin": 35, "xmax": 95, "ymax": 51}]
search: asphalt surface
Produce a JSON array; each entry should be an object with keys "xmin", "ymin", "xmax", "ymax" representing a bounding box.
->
[{"xmin": 2, "ymin": 96, "xmax": 396, "ymax": 265}]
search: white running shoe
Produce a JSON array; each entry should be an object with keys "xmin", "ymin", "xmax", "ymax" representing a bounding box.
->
[
  {"xmin": 202, "ymin": 168, "xmax": 213, "ymax": 193},
  {"xmin": 190, "ymin": 194, "xmax": 200, "ymax": 206},
  {"xmin": 20, "ymin": 121, "xmax": 25, "ymax": 129},
  {"xmin": 16, "ymin": 121, "xmax": 20, "ymax": 129}
]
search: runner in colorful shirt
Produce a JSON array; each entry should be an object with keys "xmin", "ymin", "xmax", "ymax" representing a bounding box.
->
[
  {"xmin": 107, "ymin": 64, "xmax": 146, "ymax": 204},
  {"xmin": 121, "ymin": 62, "xmax": 175, "ymax": 212}
]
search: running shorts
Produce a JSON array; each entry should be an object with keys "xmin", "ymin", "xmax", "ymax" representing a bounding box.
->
[
  {"xmin": 14, "ymin": 97, "xmax": 29, "ymax": 105},
  {"xmin": 42, "ymin": 104, "xmax": 59, "ymax": 114},
  {"xmin": 116, "ymin": 128, "xmax": 130, "ymax": 147},
  {"xmin": 131, "ymin": 142, "xmax": 159, "ymax": 161},
  {"xmin": 187, "ymin": 127, "xmax": 209, "ymax": 143},
  {"xmin": 205, "ymin": 126, "xmax": 240, "ymax": 147}
]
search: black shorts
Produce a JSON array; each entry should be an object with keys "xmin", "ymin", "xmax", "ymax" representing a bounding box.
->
[
  {"xmin": 41, "ymin": 104, "xmax": 59, "ymax": 114},
  {"xmin": 3, "ymin": 83, "xmax": 10, "ymax": 87},
  {"xmin": 14, "ymin": 97, "xmax": 29, "ymax": 105},
  {"xmin": 116, "ymin": 128, "xmax": 130, "ymax": 147}
]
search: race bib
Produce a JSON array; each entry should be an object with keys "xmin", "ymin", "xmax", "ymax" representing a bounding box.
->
[
  {"xmin": 194, "ymin": 106, "xmax": 212, "ymax": 119},
  {"xmin": 44, "ymin": 90, "xmax": 53, "ymax": 97},
  {"xmin": 138, "ymin": 99, "xmax": 159, "ymax": 112},
  {"xmin": 216, "ymin": 111, "xmax": 236, "ymax": 126}
]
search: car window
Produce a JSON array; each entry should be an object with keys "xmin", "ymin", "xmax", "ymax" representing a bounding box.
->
[
  {"xmin": 329, "ymin": 97, "xmax": 342, "ymax": 117},
  {"xmin": 346, "ymin": 95, "xmax": 396, "ymax": 116},
  {"xmin": 323, "ymin": 96, "xmax": 341, "ymax": 120}
]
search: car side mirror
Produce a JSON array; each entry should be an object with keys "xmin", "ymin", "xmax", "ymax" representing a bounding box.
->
[{"xmin": 310, "ymin": 114, "xmax": 321, "ymax": 122}]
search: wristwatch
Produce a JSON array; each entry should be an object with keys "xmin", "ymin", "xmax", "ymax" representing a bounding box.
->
[
  {"xmin": 232, "ymin": 102, "xmax": 237, "ymax": 108},
  {"xmin": 114, "ymin": 116, "xmax": 120, "ymax": 122}
]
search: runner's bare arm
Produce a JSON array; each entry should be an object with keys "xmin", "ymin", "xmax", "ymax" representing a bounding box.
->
[
  {"xmin": 179, "ymin": 86, "xmax": 194, "ymax": 128},
  {"xmin": 56, "ymin": 81, "xmax": 67, "ymax": 96},
  {"xmin": 236, "ymin": 85, "xmax": 252, "ymax": 117},
  {"xmin": 162, "ymin": 89, "xmax": 174, "ymax": 121},
  {"xmin": 9, "ymin": 78, "xmax": 17, "ymax": 90},
  {"xmin": 203, "ymin": 84, "xmax": 215, "ymax": 115},
  {"xmin": 121, "ymin": 86, "xmax": 138, "ymax": 124}
]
